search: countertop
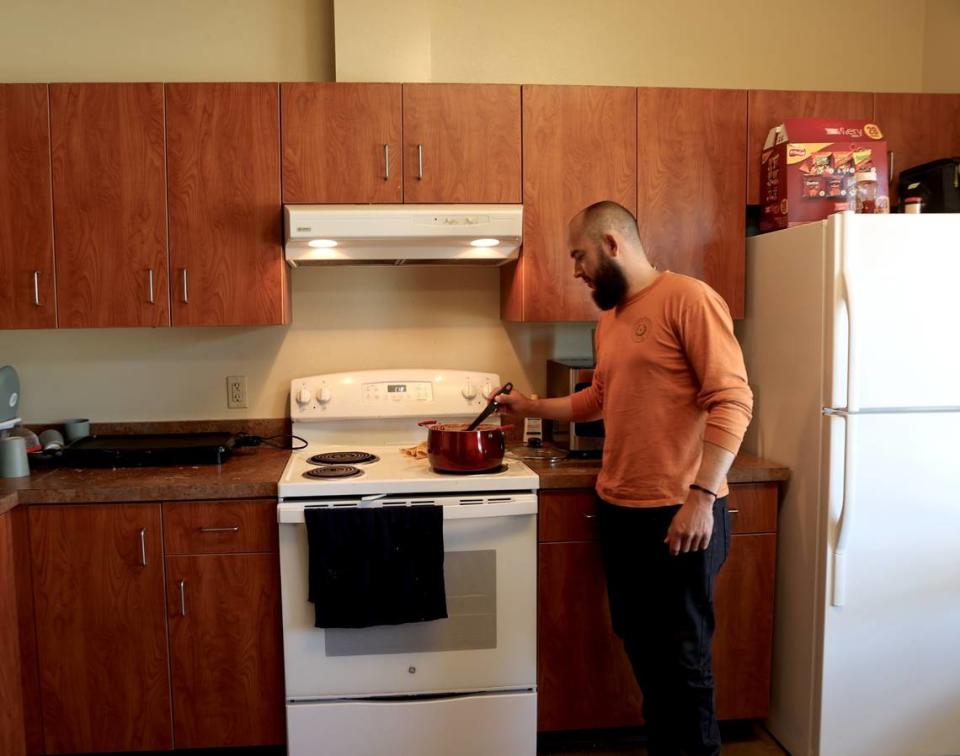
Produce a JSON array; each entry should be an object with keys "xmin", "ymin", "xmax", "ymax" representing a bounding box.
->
[
  {"xmin": 1, "ymin": 447, "xmax": 789, "ymax": 516},
  {"xmin": 0, "ymin": 446, "xmax": 291, "ymax": 515},
  {"xmin": 514, "ymin": 450, "xmax": 789, "ymax": 490}
]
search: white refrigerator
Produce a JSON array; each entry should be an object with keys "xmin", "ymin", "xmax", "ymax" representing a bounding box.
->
[{"xmin": 740, "ymin": 212, "xmax": 960, "ymax": 756}]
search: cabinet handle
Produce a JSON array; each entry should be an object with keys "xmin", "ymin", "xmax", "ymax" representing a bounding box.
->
[
  {"xmin": 417, "ymin": 144, "xmax": 423, "ymax": 179},
  {"xmin": 147, "ymin": 269, "xmax": 155, "ymax": 304},
  {"xmin": 178, "ymin": 580, "xmax": 187, "ymax": 616},
  {"xmin": 584, "ymin": 513, "xmax": 596, "ymax": 519},
  {"xmin": 383, "ymin": 144, "xmax": 390, "ymax": 180},
  {"xmin": 728, "ymin": 508, "xmax": 740, "ymax": 514},
  {"xmin": 181, "ymin": 268, "xmax": 189, "ymax": 304},
  {"xmin": 888, "ymin": 151, "xmax": 895, "ymax": 185},
  {"xmin": 199, "ymin": 526, "xmax": 240, "ymax": 533},
  {"xmin": 138, "ymin": 528, "xmax": 148, "ymax": 566},
  {"xmin": 32, "ymin": 271, "xmax": 40, "ymax": 306}
]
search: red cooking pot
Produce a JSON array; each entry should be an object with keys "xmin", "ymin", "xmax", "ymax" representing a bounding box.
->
[{"xmin": 417, "ymin": 420, "xmax": 514, "ymax": 473}]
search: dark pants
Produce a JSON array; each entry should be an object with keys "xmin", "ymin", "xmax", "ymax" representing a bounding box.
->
[{"xmin": 597, "ymin": 496, "xmax": 730, "ymax": 756}]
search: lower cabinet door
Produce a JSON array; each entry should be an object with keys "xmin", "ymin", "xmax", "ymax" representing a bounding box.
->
[
  {"xmin": 30, "ymin": 504, "xmax": 172, "ymax": 754},
  {"xmin": 713, "ymin": 533, "xmax": 777, "ymax": 719},
  {"xmin": 537, "ymin": 541, "xmax": 644, "ymax": 731},
  {"xmin": 167, "ymin": 553, "xmax": 285, "ymax": 748}
]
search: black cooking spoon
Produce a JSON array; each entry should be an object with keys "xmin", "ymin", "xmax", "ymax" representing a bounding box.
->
[{"xmin": 465, "ymin": 382, "xmax": 513, "ymax": 431}]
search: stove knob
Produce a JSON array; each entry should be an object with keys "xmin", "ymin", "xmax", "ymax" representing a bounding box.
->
[
  {"xmin": 318, "ymin": 386, "xmax": 332, "ymax": 404},
  {"xmin": 296, "ymin": 387, "xmax": 313, "ymax": 405},
  {"xmin": 461, "ymin": 379, "xmax": 477, "ymax": 400},
  {"xmin": 482, "ymin": 380, "xmax": 493, "ymax": 399}
]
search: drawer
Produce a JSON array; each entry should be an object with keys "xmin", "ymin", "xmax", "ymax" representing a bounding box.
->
[
  {"xmin": 538, "ymin": 491, "xmax": 599, "ymax": 543},
  {"xmin": 726, "ymin": 483, "xmax": 778, "ymax": 534},
  {"xmin": 163, "ymin": 499, "xmax": 278, "ymax": 555}
]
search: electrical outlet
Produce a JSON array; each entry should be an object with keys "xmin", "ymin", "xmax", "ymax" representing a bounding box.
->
[{"xmin": 227, "ymin": 376, "xmax": 247, "ymax": 409}]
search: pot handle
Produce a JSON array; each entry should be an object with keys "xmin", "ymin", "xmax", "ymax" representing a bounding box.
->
[
  {"xmin": 417, "ymin": 419, "xmax": 438, "ymax": 428},
  {"xmin": 497, "ymin": 424, "xmax": 515, "ymax": 432}
]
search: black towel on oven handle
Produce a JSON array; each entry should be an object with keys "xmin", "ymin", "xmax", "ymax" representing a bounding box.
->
[{"xmin": 303, "ymin": 504, "xmax": 448, "ymax": 628}]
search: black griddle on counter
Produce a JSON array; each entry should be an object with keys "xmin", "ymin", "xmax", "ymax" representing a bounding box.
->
[{"xmin": 59, "ymin": 432, "xmax": 237, "ymax": 467}]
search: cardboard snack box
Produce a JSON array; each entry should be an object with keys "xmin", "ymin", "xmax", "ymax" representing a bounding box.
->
[{"xmin": 759, "ymin": 118, "xmax": 888, "ymax": 232}]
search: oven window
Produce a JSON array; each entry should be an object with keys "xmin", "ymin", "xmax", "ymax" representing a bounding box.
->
[{"xmin": 324, "ymin": 550, "xmax": 497, "ymax": 656}]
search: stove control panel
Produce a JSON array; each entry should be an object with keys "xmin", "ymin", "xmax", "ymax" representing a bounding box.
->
[{"xmin": 290, "ymin": 369, "xmax": 502, "ymax": 420}]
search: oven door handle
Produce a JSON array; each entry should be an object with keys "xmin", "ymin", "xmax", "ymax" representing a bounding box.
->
[{"xmin": 277, "ymin": 497, "xmax": 537, "ymax": 524}]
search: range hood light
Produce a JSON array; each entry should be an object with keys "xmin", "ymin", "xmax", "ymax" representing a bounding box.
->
[
  {"xmin": 308, "ymin": 239, "xmax": 338, "ymax": 248},
  {"xmin": 470, "ymin": 238, "xmax": 500, "ymax": 247}
]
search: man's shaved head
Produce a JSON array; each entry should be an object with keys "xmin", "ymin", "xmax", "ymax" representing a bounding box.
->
[{"xmin": 573, "ymin": 200, "xmax": 641, "ymax": 246}]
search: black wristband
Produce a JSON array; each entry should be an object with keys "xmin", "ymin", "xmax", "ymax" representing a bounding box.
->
[{"xmin": 689, "ymin": 483, "xmax": 718, "ymax": 500}]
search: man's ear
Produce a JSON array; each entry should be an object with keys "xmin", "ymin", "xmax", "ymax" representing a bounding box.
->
[{"xmin": 602, "ymin": 232, "xmax": 620, "ymax": 257}]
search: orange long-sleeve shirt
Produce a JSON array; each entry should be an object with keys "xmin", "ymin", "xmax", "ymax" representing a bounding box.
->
[{"xmin": 569, "ymin": 271, "xmax": 753, "ymax": 507}]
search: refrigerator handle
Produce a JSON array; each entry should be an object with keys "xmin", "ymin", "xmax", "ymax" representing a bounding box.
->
[
  {"xmin": 841, "ymin": 252, "xmax": 860, "ymax": 413},
  {"xmin": 831, "ymin": 411, "xmax": 857, "ymax": 607}
]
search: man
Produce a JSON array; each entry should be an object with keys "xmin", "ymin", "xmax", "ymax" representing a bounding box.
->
[{"xmin": 496, "ymin": 200, "xmax": 752, "ymax": 755}]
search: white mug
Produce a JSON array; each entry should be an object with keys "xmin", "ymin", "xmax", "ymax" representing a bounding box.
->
[
  {"xmin": 0, "ymin": 436, "xmax": 30, "ymax": 478},
  {"xmin": 63, "ymin": 418, "xmax": 91, "ymax": 443}
]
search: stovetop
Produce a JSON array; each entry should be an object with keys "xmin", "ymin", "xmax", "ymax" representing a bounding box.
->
[{"xmin": 278, "ymin": 444, "xmax": 539, "ymax": 499}]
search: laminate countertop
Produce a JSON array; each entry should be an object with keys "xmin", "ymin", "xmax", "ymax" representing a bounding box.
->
[
  {"xmin": 514, "ymin": 450, "xmax": 789, "ymax": 490},
  {"xmin": 0, "ymin": 446, "xmax": 291, "ymax": 515},
  {"xmin": 1, "ymin": 447, "xmax": 789, "ymax": 517}
]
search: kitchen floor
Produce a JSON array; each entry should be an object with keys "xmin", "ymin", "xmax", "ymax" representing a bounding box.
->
[{"xmin": 538, "ymin": 721, "xmax": 786, "ymax": 755}]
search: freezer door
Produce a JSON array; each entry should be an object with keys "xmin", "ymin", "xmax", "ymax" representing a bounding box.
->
[
  {"xmin": 825, "ymin": 213, "xmax": 960, "ymax": 410},
  {"xmin": 818, "ymin": 410, "xmax": 960, "ymax": 756}
]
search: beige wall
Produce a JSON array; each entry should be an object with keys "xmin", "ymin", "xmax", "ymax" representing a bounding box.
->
[
  {"xmin": 922, "ymin": 0, "xmax": 960, "ymax": 92},
  {"xmin": 337, "ymin": 0, "xmax": 930, "ymax": 92},
  {"xmin": 0, "ymin": 268, "xmax": 590, "ymax": 423},
  {"xmin": 0, "ymin": 0, "xmax": 334, "ymax": 82},
  {"xmin": 3, "ymin": 1, "xmax": 959, "ymax": 423}
]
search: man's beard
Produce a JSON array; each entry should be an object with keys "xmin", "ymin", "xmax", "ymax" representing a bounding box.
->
[{"xmin": 591, "ymin": 254, "xmax": 629, "ymax": 310}]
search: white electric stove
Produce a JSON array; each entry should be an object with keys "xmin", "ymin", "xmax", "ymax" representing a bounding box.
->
[{"xmin": 278, "ymin": 369, "xmax": 539, "ymax": 756}]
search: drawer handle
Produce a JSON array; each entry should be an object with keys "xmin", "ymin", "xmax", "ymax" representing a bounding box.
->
[
  {"xmin": 728, "ymin": 508, "xmax": 740, "ymax": 514},
  {"xmin": 199, "ymin": 526, "xmax": 240, "ymax": 533},
  {"xmin": 584, "ymin": 513, "xmax": 596, "ymax": 519}
]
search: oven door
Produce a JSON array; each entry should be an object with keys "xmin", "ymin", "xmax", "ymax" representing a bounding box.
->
[{"xmin": 277, "ymin": 493, "xmax": 537, "ymax": 700}]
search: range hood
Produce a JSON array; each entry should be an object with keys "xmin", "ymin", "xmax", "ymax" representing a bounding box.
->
[{"xmin": 284, "ymin": 204, "xmax": 522, "ymax": 266}]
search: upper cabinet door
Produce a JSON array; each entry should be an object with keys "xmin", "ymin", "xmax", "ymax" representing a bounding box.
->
[
  {"xmin": 504, "ymin": 85, "xmax": 636, "ymax": 322},
  {"xmin": 50, "ymin": 84, "xmax": 169, "ymax": 328},
  {"xmin": 746, "ymin": 90, "xmax": 874, "ymax": 204},
  {"xmin": 166, "ymin": 83, "xmax": 287, "ymax": 326},
  {"xmin": 0, "ymin": 85, "xmax": 56, "ymax": 329},
  {"xmin": 282, "ymin": 83, "xmax": 402, "ymax": 203},
  {"xmin": 402, "ymin": 84, "xmax": 521, "ymax": 203},
  {"xmin": 637, "ymin": 88, "xmax": 747, "ymax": 319},
  {"xmin": 874, "ymin": 93, "xmax": 960, "ymax": 205}
]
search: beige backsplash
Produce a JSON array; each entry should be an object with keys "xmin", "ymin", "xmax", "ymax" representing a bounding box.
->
[{"xmin": 0, "ymin": 267, "xmax": 592, "ymax": 424}]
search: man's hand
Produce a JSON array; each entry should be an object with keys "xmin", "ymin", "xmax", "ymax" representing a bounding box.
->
[
  {"xmin": 489, "ymin": 386, "xmax": 535, "ymax": 418},
  {"xmin": 664, "ymin": 490, "xmax": 715, "ymax": 556}
]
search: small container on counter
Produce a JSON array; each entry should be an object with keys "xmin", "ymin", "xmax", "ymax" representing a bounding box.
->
[{"xmin": 903, "ymin": 196, "xmax": 923, "ymax": 214}]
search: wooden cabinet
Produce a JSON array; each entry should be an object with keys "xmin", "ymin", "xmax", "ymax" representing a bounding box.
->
[
  {"xmin": 746, "ymin": 89, "xmax": 875, "ymax": 204},
  {"xmin": 0, "ymin": 84, "xmax": 56, "ymax": 329},
  {"xmin": 537, "ymin": 483, "xmax": 779, "ymax": 732},
  {"xmin": 0, "ymin": 512, "xmax": 26, "ymax": 756},
  {"xmin": 874, "ymin": 93, "xmax": 960, "ymax": 204},
  {"xmin": 503, "ymin": 85, "xmax": 637, "ymax": 322},
  {"xmin": 164, "ymin": 499, "xmax": 284, "ymax": 748},
  {"xmin": 30, "ymin": 503, "xmax": 172, "ymax": 753},
  {"xmin": 280, "ymin": 83, "xmax": 520, "ymax": 205},
  {"xmin": 282, "ymin": 83, "xmax": 403, "ymax": 204},
  {"xmin": 637, "ymin": 87, "xmax": 747, "ymax": 318},
  {"xmin": 166, "ymin": 83, "xmax": 288, "ymax": 326},
  {"xmin": 402, "ymin": 84, "xmax": 521, "ymax": 203},
  {"xmin": 50, "ymin": 83, "xmax": 169, "ymax": 328}
]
